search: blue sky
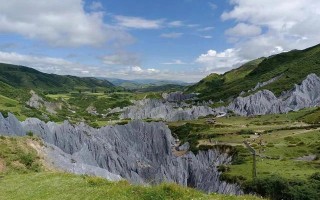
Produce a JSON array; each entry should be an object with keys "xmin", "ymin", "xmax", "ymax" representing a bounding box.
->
[{"xmin": 0, "ymin": 0, "xmax": 320, "ymax": 82}]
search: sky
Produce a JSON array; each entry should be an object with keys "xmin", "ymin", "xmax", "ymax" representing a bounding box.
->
[{"xmin": 0, "ymin": 0, "xmax": 320, "ymax": 82}]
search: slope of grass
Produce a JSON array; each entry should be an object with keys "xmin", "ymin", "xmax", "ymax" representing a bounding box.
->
[
  {"xmin": 169, "ymin": 109, "xmax": 320, "ymax": 199},
  {"xmin": 0, "ymin": 172, "xmax": 262, "ymax": 200},
  {"xmin": 0, "ymin": 63, "xmax": 115, "ymax": 94},
  {"xmin": 0, "ymin": 136, "xmax": 42, "ymax": 174},
  {"xmin": 188, "ymin": 44, "xmax": 320, "ymax": 101}
]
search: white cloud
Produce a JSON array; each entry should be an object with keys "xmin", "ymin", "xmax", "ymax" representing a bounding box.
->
[
  {"xmin": 162, "ymin": 59, "xmax": 186, "ymax": 65},
  {"xmin": 0, "ymin": 0, "xmax": 132, "ymax": 47},
  {"xmin": 89, "ymin": 1, "xmax": 103, "ymax": 11},
  {"xmin": 225, "ymin": 23, "xmax": 262, "ymax": 37},
  {"xmin": 160, "ymin": 32, "xmax": 183, "ymax": 39},
  {"xmin": 0, "ymin": 51, "xmax": 97, "ymax": 76},
  {"xmin": 221, "ymin": 0, "xmax": 320, "ymax": 59},
  {"xmin": 114, "ymin": 15, "xmax": 164, "ymax": 29},
  {"xmin": 200, "ymin": 35, "xmax": 213, "ymax": 39},
  {"xmin": 168, "ymin": 21, "xmax": 184, "ymax": 27},
  {"xmin": 129, "ymin": 66, "xmax": 160, "ymax": 74},
  {"xmin": 197, "ymin": 27, "xmax": 215, "ymax": 32},
  {"xmin": 102, "ymin": 52, "xmax": 140, "ymax": 66},
  {"xmin": 196, "ymin": 49, "xmax": 248, "ymax": 73},
  {"xmin": 196, "ymin": 0, "xmax": 320, "ymax": 75}
]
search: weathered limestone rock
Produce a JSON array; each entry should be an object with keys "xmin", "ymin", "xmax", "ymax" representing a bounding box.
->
[
  {"xmin": 228, "ymin": 73, "xmax": 320, "ymax": 116},
  {"xmin": 0, "ymin": 114, "xmax": 242, "ymax": 195},
  {"xmin": 251, "ymin": 74, "xmax": 283, "ymax": 92},
  {"xmin": 121, "ymin": 99, "xmax": 216, "ymax": 121},
  {"xmin": 26, "ymin": 90, "xmax": 61, "ymax": 114},
  {"xmin": 282, "ymin": 73, "xmax": 320, "ymax": 111},
  {"xmin": 162, "ymin": 92, "xmax": 197, "ymax": 102},
  {"xmin": 228, "ymin": 90, "xmax": 284, "ymax": 116}
]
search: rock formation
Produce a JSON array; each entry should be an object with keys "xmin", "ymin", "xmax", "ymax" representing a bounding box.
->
[
  {"xmin": 26, "ymin": 90, "xmax": 61, "ymax": 114},
  {"xmin": 162, "ymin": 92, "xmax": 197, "ymax": 102},
  {"xmin": 228, "ymin": 73, "xmax": 320, "ymax": 116},
  {"xmin": 120, "ymin": 99, "xmax": 216, "ymax": 121},
  {"xmin": 251, "ymin": 74, "xmax": 283, "ymax": 92},
  {"xmin": 0, "ymin": 113, "xmax": 242, "ymax": 194}
]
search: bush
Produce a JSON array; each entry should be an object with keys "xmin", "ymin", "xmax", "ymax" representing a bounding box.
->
[
  {"xmin": 217, "ymin": 165, "xmax": 230, "ymax": 172},
  {"xmin": 237, "ymin": 129, "xmax": 255, "ymax": 135},
  {"xmin": 26, "ymin": 131, "xmax": 34, "ymax": 137},
  {"xmin": 244, "ymin": 174, "xmax": 320, "ymax": 200}
]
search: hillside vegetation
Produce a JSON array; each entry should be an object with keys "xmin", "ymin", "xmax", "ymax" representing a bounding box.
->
[
  {"xmin": 169, "ymin": 108, "xmax": 320, "ymax": 199},
  {"xmin": 187, "ymin": 44, "xmax": 320, "ymax": 101},
  {"xmin": 0, "ymin": 63, "xmax": 115, "ymax": 94},
  {"xmin": 0, "ymin": 136, "xmax": 261, "ymax": 200}
]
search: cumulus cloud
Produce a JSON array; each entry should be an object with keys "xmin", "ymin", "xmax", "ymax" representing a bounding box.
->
[
  {"xmin": 196, "ymin": 49, "xmax": 247, "ymax": 73},
  {"xmin": 197, "ymin": 0, "xmax": 320, "ymax": 74},
  {"xmin": 222, "ymin": 0, "xmax": 320, "ymax": 58},
  {"xmin": 160, "ymin": 32, "xmax": 183, "ymax": 38},
  {"xmin": 0, "ymin": 0, "xmax": 135, "ymax": 47}
]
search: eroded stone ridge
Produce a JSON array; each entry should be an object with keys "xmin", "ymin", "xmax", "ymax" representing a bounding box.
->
[
  {"xmin": 162, "ymin": 91, "xmax": 197, "ymax": 102},
  {"xmin": 0, "ymin": 114, "xmax": 242, "ymax": 194},
  {"xmin": 120, "ymin": 99, "xmax": 216, "ymax": 121},
  {"xmin": 228, "ymin": 73, "xmax": 320, "ymax": 116}
]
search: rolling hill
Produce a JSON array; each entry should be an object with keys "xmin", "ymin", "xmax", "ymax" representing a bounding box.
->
[
  {"xmin": 187, "ymin": 44, "xmax": 320, "ymax": 102},
  {"xmin": 0, "ymin": 63, "xmax": 115, "ymax": 94}
]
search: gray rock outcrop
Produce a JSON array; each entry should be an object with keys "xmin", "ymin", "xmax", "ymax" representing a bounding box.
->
[
  {"xmin": 0, "ymin": 113, "xmax": 242, "ymax": 194},
  {"xmin": 162, "ymin": 92, "xmax": 197, "ymax": 102},
  {"xmin": 228, "ymin": 73, "xmax": 320, "ymax": 116},
  {"xmin": 120, "ymin": 99, "xmax": 216, "ymax": 121},
  {"xmin": 228, "ymin": 90, "xmax": 284, "ymax": 116},
  {"xmin": 251, "ymin": 74, "xmax": 283, "ymax": 92},
  {"xmin": 26, "ymin": 90, "xmax": 61, "ymax": 114}
]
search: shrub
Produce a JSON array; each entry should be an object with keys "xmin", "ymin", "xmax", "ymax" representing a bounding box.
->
[
  {"xmin": 217, "ymin": 165, "xmax": 229, "ymax": 172},
  {"xmin": 237, "ymin": 129, "xmax": 255, "ymax": 135},
  {"xmin": 26, "ymin": 131, "xmax": 34, "ymax": 137}
]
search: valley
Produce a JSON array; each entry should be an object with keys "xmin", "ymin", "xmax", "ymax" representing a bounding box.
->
[{"xmin": 0, "ymin": 44, "xmax": 320, "ymax": 200}]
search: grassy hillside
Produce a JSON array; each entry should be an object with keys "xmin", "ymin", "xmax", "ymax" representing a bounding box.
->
[
  {"xmin": 188, "ymin": 44, "xmax": 320, "ymax": 101},
  {"xmin": 0, "ymin": 172, "xmax": 263, "ymax": 200},
  {"xmin": 168, "ymin": 108, "xmax": 320, "ymax": 199},
  {"xmin": 0, "ymin": 63, "xmax": 115, "ymax": 94},
  {"xmin": 0, "ymin": 136, "xmax": 261, "ymax": 200}
]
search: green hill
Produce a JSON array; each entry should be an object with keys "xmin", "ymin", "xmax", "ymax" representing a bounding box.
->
[
  {"xmin": 0, "ymin": 63, "xmax": 115, "ymax": 94},
  {"xmin": 187, "ymin": 44, "xmax": 320, "ymax": 101}
]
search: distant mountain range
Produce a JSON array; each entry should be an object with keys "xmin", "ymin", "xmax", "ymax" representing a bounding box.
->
[{"xmin": 103, "ymin": 77, "xmax": 192, "ymax": 90}]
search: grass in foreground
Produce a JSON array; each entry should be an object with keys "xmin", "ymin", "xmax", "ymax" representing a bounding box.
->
[{"xmin": 0, "ymin": 172, "xmax": 262, "ymax": 200}]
